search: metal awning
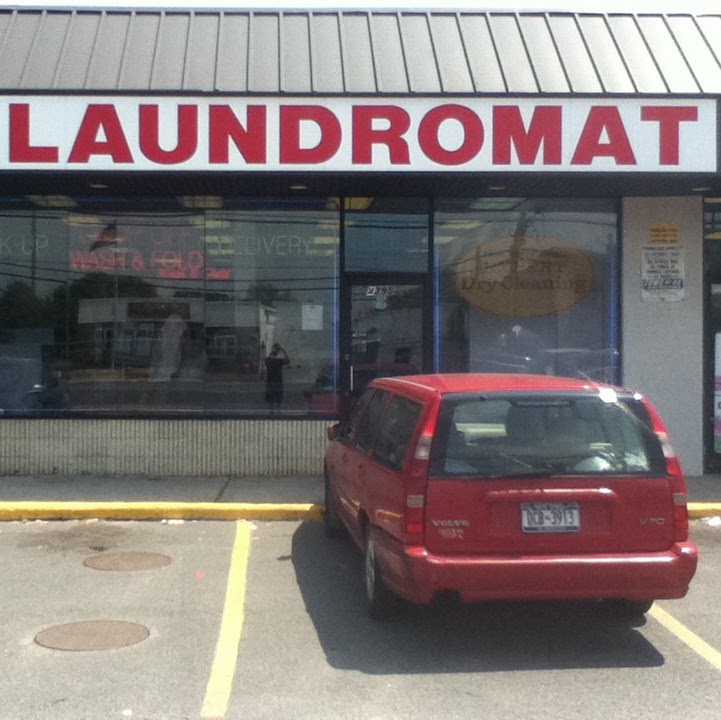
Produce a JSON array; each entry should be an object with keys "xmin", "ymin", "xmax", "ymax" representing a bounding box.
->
[{"xmin": 0, "ymin": 8, "xmax": 720, "ymax": 95}]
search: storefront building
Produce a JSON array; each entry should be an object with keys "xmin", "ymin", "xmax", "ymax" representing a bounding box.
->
[{"xmin": 0, "ymin": 8, "xmax": 719, "ymax": 477}]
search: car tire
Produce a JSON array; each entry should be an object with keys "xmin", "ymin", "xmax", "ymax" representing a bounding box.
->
[
  {"xmin": 364, "ymin": 529, "xmax": 399, "ymax": 620},
  {"xmin": 323, "ymin": 474, "xmax": 345, "ymax": 539},
  {"xmin": 604, "ymin": 598, "xmax": 654, "ymax": 619}
]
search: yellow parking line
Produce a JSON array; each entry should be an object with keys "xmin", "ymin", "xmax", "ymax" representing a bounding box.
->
[
  {"xmin": 201, "ymin": 520, "xmax": 252, "ymax": 719},
  {"xmin": 650, "ymin": 604, "xmax": 721, "ymax": 672}
]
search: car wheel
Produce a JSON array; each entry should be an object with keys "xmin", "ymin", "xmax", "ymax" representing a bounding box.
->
[
  {"xmin": 604, "ymin": 598, "xmax": 654, "ymax": 618},
  {"xmin": 364, "ymin": 529, "xmax": 398, "ymax": 620},
  {"xmin": 323, "ymin": 474, "xmax": 345, "ymax": 539}
]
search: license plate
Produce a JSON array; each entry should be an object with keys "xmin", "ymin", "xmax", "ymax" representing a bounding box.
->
[{"xmin": 521, "ymin": 502, "xmax": 580, "ymax": 533}]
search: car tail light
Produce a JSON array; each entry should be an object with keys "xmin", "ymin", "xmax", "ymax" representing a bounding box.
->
[
  {"xmin": 637, "ymin": 395, "xmax": 689, "ymax": 543},
  {"xmin": 656, "ymin": 429, "xmax": 689, "ymax": 542},
  {"xmin": 402, "ymin": 409, "xmax": 437, "ymax": 544},
  {"xmin": 404, "ymin": 494, "xmax": 425, "ymax": 543},
  {"xmin": 672, "ymin": 491, "xmax": 689, "ymax": 542}
]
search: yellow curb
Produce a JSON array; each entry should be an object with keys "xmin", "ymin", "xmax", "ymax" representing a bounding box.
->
[
  {"xmin": 0, "ymin": 502, "xmax": 323, "ymax": 522},
  {"xmin": 0, "ymin": 500, "xmax": 716, "ymax": 522},
  {"xmin": 688, "ymin": 503, "xmax": 721, "ymax": 519}
]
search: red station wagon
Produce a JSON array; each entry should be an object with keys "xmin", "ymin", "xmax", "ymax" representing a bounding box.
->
[{"xmin": 323, "ymin": 373, "xmax": 699, "ymax": 619}]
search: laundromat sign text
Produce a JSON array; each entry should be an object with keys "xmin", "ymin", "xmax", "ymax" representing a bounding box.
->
[
  {"xmin": 454, "ymin": 236, "xmax": 595, "ymax": 317},
  {"xmin": 0, "ymin": 96, "xmax": 715, "ymax": 173}
]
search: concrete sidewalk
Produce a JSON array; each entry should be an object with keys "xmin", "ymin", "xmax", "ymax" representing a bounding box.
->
[
  {"xmin": 0, "ymin": 475, "xmax": 325, "ymax": 521},
  {"xmin": 0, "ymin": 474, "xmax": 324, "ymax": 504},
  {"xmin": 0, "ymin": 473, "xmax": 718, "ymax": 521}
]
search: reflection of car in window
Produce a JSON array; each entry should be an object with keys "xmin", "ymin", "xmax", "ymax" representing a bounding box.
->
[
  {"xmin": 305, "ymin": 361, "xmax": 418, "ymax": 414},
  {"xmin": 0, "ymin": 356, "xmax": 70, "ymax": 413}
]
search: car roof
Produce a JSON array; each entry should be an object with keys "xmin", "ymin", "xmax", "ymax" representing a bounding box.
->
[{"xmin": 369, "ymin": 373, "xmax": 618, "ymax": 396}]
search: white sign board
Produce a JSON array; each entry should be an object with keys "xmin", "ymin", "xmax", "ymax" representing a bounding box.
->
[
  {"xmin": 641, "ymin": 245, "xmax": 686, "ymax": 301},
  {"xmin": 0, "ymin": 96, "xmax": 715, "ymax": 173}
]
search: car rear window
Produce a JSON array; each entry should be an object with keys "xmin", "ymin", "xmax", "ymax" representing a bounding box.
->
[{"xmin": 429, "ymin": 392, "xmax": 666, "ymax": 478}]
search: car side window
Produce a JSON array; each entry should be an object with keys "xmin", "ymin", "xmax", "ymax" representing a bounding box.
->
[
  {"xmin": 355, "ymin": 390, "xmax": 388, "ymax": 453},
  {"xmin": 336, "ymin": 388, "xmax": 373, "ymax": 443},
  {"xmin": 373, "ymin": 396, "xmax": 423, "ymax": 470}
]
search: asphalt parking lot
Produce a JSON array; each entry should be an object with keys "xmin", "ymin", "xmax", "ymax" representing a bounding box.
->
[{"xmin": 2, "ymin": 517, "xmax": 721, "ymax": 720}]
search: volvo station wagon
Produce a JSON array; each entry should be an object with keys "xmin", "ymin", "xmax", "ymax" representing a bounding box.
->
[{"xmin": 323, "ymin": 374, "xmax": 699, "ymax": 618}]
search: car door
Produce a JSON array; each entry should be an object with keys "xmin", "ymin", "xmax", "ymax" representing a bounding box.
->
[
  {"xmin": 344, "ymin": 389, "xmax": 390, "ymax": 541},
  {"xmin": 325, "ymin": 388, "xmax": 376, "ymax": 542},
  {"xmin": 366, "ymin": 393, "xmax": 425, "ymax": 540}
]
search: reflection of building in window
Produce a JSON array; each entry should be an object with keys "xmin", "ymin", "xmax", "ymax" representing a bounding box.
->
[
  {"xmin": 210, "ymin": 334, "xmax": 237, "ymax": 358},
  {"xmin": 0, "ymin": 202, "xmax": 339, "ymax": 413}
]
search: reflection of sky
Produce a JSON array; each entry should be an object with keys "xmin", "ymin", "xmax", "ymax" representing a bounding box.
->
[
  {"xmin": 345, "ymin": 213, "xmax": 428, "ymax": 273},
  {"xmin": 0, "ymin": 212, "xmax": 69, "ymax": 298},
  {"xmin": 436, "ymin": 205, "xmax": 618, "ymax": 270}
]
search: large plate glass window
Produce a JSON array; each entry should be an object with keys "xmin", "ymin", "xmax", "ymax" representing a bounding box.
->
[
  {"xmin": 0, "ymin": 196, "xmax": 339, "ymax": 416},
  {"xmin": 434, "ymin": 198, "xmax": 619, "ymax": 382}
]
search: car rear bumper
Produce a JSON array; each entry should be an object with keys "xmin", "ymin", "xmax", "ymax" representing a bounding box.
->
[{"xmin": 376, "ymin": 533, "xmax": 699, "ymax": 605}]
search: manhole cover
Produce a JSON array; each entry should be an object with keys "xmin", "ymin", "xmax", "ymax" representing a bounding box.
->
[
  {"xmin": 83, "ymin": 551, "xmax": 171, "ymax": 571},
  {"xmin": 35, "ymin": 620, "xmax": 149, "ymax": 651}
]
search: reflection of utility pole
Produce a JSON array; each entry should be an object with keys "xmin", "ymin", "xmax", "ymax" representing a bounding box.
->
[
  {"xmin": 509, "ymin": 211, "xmax": 531, "ymax": 282},
  {"xmin": 508, "ymin": 211, "xmax": 531, "ymax": 316},
  {"xmin": 112, "ymin": 266, "xmax": 118, "ymax": 371},
  {"xmin": 31, "ymin": 215, "xmax": 37, "ymax": 292},
  {"xmin": 91, "ymin": 222, "xmax": 121, "ymax": 371}
]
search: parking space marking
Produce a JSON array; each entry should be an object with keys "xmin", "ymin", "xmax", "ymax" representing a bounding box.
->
[
  {"xmin": 201, "ymin": 520, "xmax": 252, "ymax": 719},
  {"xmin": 650, "ymin": 604, "xmax": 721, "ymax": 672}
]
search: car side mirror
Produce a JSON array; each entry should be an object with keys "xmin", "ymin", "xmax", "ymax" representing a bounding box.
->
[
  {"xmin": 27, "ymin": 383, "xmax": 46, "ymax": 395},
  {"xmin": 326, "ymin": 422, "xmax": 348, "ymax": 440}
]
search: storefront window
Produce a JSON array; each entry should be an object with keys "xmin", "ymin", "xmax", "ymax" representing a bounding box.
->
[
  {"xmin": 434, "ymin": 198, "xmax": 619, "ymax": 383},
  {"xmin": 0, "ymin": 197, "xmax": 339, "ymax": 415},
  {"xmin": 344, "ymin": 197, "xmax": 429, "ymax": 273}
]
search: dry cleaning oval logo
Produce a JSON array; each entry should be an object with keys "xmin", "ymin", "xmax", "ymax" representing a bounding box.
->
[{"xmin": 454, "ymin": 235, "xmax": 594, "ymax": 317}]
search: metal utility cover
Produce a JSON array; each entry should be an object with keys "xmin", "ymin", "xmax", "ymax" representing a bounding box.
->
[
  {"xmin": 84, "ymin": 551, "xmax": 172, "ymax": 571},
  {"xmin": 35, "ymin": 620, "xmax": 149, "ymax": 651}
]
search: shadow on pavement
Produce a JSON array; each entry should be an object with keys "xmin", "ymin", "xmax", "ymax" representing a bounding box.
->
[{"xmin": 292, "ymin": 521, "xmax": 664, "ymax": 675}]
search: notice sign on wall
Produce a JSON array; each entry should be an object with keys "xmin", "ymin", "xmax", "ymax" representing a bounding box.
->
[{"xmin": 641, "ymin": 244, "xmax": 685, "ymax": 301}]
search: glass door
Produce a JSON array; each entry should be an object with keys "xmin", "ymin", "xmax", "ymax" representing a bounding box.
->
[
  {"xmin": 705, "ymin": 198, "xmax": 721, "ymax": 471},
  {"xmin": 340, "ymin": 278, "xmax": 429, "ymax": 409}
]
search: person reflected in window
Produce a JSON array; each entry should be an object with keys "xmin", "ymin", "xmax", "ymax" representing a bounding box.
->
[{"xmin": 264, "ymin": 343, "xmax": 290, "ymax": 412}]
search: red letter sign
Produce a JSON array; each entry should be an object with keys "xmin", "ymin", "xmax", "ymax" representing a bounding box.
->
[
  {"xmin": 139, "ymin": 104, "xmax": 198, "ymax": 165},
  {"xmin": 493, "ymin": 106, "xmax": 562, "ymax": 165},
  {"xmin": 279, "ymin": 106, "xmax": 341, "ymax": 164},
  {"xmin": 571, "ymin": 106, "xmax": 636, "ymax": 165},
  {"xmin": 641, "ymin": 106, "xmax": 698, "ymax": 165},
  {"xmin": 418, "ymin": 105, "xmax": 484, "ymax": 165},
  {"xmin": 209, "ymin": 105, "xmax": 267, "ymax": 164},
  {"xmin": 68, "ymin": 105, "xmax": 133, "ymax": 163},
  {"xmin": 352, "ymin": 106, "xmax": 411, "ymax": 165},
  {"xmin": 9, "ymin": 104, "xmax": 59, "ymax": 163}
]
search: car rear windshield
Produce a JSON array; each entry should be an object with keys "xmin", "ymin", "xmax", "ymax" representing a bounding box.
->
[{"xmin": 429, "ymin": 392, "xmax": 667, "ymax": 478}]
